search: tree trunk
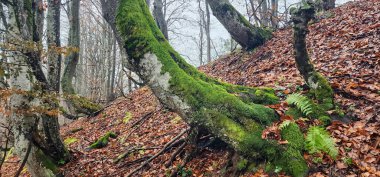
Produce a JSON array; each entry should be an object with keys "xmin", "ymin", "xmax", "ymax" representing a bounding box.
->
[
  {"xmin": 206, "ymin": 0, "xmax": 271, "ymax": 50},
  {"xmin": 45, "ymin": 0, "xmax": 70, "ymax": 162},
  {"xmin": 62, "ymin": 0, "xmax": 80, "ymax": 94},
  {"xmin": 290, "ymin": 2, "xmax": 334, "ymax": 111},
  {"xmin": 115, "ymin": 0, "xmax": 308, "ymax": 176},
  {"xmin": 205, "ymin": 0, "xmax": 211, "ymax": 63},
  {"xmin": 270, "ymin": 0, "xmax": 278, "ymax": 28},
  {"xmin": 110, "ymin": 38, "xmax": 117, "ymax": 100},
  {"xmin": 153, "ymin": 0, "xmax": 168, "ymax": 40},
  {"xmin": 6, "ymin": 1, "xmax": 61, "ymax": 175}
]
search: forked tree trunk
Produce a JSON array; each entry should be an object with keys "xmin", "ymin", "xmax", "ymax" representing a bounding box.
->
[
  {"xmin": 115, "ymin": 0, "xmax": 308, "ymax": 176},
  {"xmin": 206, "ymin": 0, "xmax": 272, "ymax": 50}
]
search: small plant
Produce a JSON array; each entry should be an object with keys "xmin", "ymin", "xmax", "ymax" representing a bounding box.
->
[
  {"xmin": 177, "ymin": 165, "xmax": 192, "ymax": 177},
  {"xmin": 279, "ymin": 120, "xmax": 292, "ymax": 130},
  {"xmin": 64, "ymin": 137, "xmax": 78, "ymax": 146},
  {"xmin": 305, "ymin": 126, "xmax": 338, "ymax": 159},
  {"xmin": 342, "ymin": 157, "xmax": 353, "ymax": 165},
  {"xmin": 286, "ymin": 93, "xmax": 315, "ymax": 117},
  {"xmin": 123, "ymin": 112, "xmax": 132, "ymax": 123}
]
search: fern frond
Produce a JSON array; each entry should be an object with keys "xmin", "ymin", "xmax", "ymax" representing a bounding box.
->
[
  {"xmin": 305, "ymin": 126, "xmax": 338, "ymax": 159},
  {"xmin": 286, "ymin": 93, "xmax": 315, "ymax": 117},
  {"xmin": 279, "ymin": 120, "xmax": 292, "ymax": 130}
]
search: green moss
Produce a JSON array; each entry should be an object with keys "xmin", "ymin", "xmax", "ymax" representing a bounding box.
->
[
  {"xmin": 309, "ymin": 73, "xmax": 334, "ymax": 110},
  {"xmin": 281, "ymin": 122, "xmax": 304, "ymax": 150},
  {"xmin": 36, "ymin": 150, "xmax": 59, "ymax": 174},
  {"xmin": 88, "ymin": 132, "xmax": 117, "ymax": 149},
  {"xmin": 275, "ymin": 147, "xmax": 308, "ymax": 177},
  {"xmin": 64, "ymin": 137, "xmax": 78, "ymax": 146},
  {"xmin": 285, "ymin": 108, "xmax": 303, "ymax": 119},
  {"xmin": 67, "ymin": 95, "xmax": 101, "ymax": 114},
  {"xmin": 237, "ymin": 158, "xmax": 248, "ymax": 170}
]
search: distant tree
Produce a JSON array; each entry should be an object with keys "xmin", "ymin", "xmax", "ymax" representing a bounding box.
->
[
  {"xmin": 62, "ymin": 0, "xmax": 80, "ymax": 94},
  {"xmin": 153, "ymin": 0, "xmax": 169, "ymax": 40},
  {"xmin": 206, "ymin": 0, "xmax": 272, "ymax": 50}
]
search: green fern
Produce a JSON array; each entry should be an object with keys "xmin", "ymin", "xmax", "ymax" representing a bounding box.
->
[
  {"xmin": 305, "ymin": 126, "xmax": 338, "ymax": 159},
  {"xmin": 279, "ymin": 120, "xmax": 292, "ymax": 130},
  {"xmin": 286, "ymin": 93, "xmax": 315, "ymax": 117}
]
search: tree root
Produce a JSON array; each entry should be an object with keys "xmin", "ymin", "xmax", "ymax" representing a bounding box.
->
[
  {"xmin": 125, "ymin": 128, "xmax": 189, "ymax": 177},
  {"xmin": 113, "ymin": 146, "xmax": 161, "ymax": 164},
  {"xmin": 165, "ymin": 141, "xmax": 186, "ymax": 168},
  {"xmin": 124, "ymin": 112, "xmax": 155, "ymax": 140}
]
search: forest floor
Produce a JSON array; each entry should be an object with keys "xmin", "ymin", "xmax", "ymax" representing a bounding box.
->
[{"xmin": 1, "ymin": 0, "xmax": 379, "ymax": 176}]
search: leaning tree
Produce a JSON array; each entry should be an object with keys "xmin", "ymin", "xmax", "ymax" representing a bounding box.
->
[{"xmin": 98, "ymin": 0, "xmax": 335, "ymax": 176}]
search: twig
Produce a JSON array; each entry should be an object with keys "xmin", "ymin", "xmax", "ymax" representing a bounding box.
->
[
  {"xmin": 118, "ymin": 155, "xmax": 152, "ymax": 168},
  {"xmin": 165, "ymin": 141, "xmax": 186, "ymax": 168},
  {"xmin": 124, "ymin": 112, "xmax": 155, "ymax": 140},
  {"xmin": 126, "ymin": 128, "xmax": 190, "ymax": 177},
  {"xmin": 0, "ymin": 131, "xmax": 9, "ymax": 177},
  {"xmin": 113, "ymin": 146, "xmax": 161, "ymax": 164},
  {"xmin": 14, "ymin": 141, "xmax": 32, "ymax": 177},
  {"xmin": 170, "ymin": 145, "xmax": 198, "ymax": 177}
]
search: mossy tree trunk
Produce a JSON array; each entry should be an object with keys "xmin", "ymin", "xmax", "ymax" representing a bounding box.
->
[
  {"xmin": 290, "ymin": 2, "xmax": 334, "ymax": 111},
  {"xmin": 115, "ymin": 0, "xmax": 308, "ymax": 176},
  {"xmin": 206, "ymin": 0, "xmax": 272, "ymax": 50}
]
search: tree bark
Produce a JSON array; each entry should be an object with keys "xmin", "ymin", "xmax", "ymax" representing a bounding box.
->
[
  {"xmin": 206, "ymin": 0, "xmax": 271, "ymax": 50},
  {"xmin": 6, "ymin": 0, "xmax": 62, "ymax": 175},
  {"xmin": 115, "ymin": 0, "xmax": 308, "ymax": 176},
  {"xmin": 153, "ymin": 0, "xmax": 168, "ymax": 40},
  {"xmin": 62, "ymin": 0, "xmax": 80, "ymax": 94},
  {"xmin": 205, "ymin": 0, "xmax": 211, "ymax": 63},
  {"xmin": 290, "ymin": 2, "xmax": 334, "ymax": 111},
  {"xmin": 44, "ymin": 0, "xmax": 70, "ymax": 162}
]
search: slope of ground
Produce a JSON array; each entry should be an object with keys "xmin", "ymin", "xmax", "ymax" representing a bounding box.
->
[{"xmin": 1, "ymin": 0, "xmax": 379, "ymax": 176}]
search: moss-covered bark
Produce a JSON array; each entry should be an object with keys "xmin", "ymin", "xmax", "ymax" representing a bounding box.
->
[
  {"xmin": 290, "ymin": 2, "xmax": 334, "ymax": 113},
  {"xmin": 116, "ymin": 0, "xmax": 308, "ymax": 176},
  {"xmin": 88, "ymin": 132, "xmax": 117, "ymax": 149}
]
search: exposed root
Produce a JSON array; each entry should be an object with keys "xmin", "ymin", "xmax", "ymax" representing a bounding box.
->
[
  {"xmin": 165, "ymin": 141, "xmax": 186, "ymax": 168},
  {"xmin": 124, "ymin": 111, "xmax": 155, "ymax": 140},
  {"xmin": 113, "ymin": 146, "xmax": 161, "ymax": 164},
  {"xmin": 126, "ymin": 128, "xmax": 189, "ymax": 177}
]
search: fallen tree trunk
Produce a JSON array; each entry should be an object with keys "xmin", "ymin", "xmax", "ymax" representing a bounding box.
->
[{"xmin": 115, "ymin": 0, "xmax": 308, "ymax": 176}]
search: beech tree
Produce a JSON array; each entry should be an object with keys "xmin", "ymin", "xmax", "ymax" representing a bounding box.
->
[
  {"xmin": 3, "ymin": 0, "xmax": 69, "ymax": 175},
  {"xmin": 98, "ymin": 0, "xmax": 337, "ymax": 176},
  {"xmin": 96, "ymin": 0, "xmax": 337, "ymax": 176}
]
